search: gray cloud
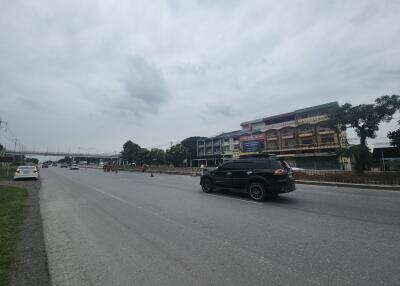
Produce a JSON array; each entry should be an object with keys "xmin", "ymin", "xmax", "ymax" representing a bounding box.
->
[
  {"xmin": 0, "ymin": 0, "xmax": 399, "ymax": 152},
  {"xmin": 118, "ymin": 56, "xmax": 169, "ymax": 116},
  {"xmin": 206, "ymin": 104, "xmax": 235, "ymax": 117}
]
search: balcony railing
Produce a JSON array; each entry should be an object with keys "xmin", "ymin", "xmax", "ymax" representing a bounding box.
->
[
  {"xmin": 298, "ymin": 132, "xmax": 313, "ymax": 137},
  {"xmin": 266, "ymin": 136, "xmax": 278, "ymax": 141},
  {"xmin": 281, "ymin": 145, "xmax": 297, "ymax": 149},
  {"xmin": 318, "ymin": 130, "xmax": 335, "ymax": 135},
  {"xmin": 267, "ymin": 145, "xmax": 279, "ymax": 150},
  {"xmin": 319, "ymin": 141, "xmax": 336, "ymax": 146},
  {"xmin": 264, "ymin": 120, "xmax": 296, "ymax": 131},
  {"xmin": 297, "ymin": 115, "xmax": 328, "ymax": 124},
  {"xmin": 299, "ymin": 142, "xmax": 315, "ymax": 147}
]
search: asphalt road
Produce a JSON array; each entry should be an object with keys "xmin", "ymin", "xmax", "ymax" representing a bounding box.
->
[{"xmin": 40, "ymin": 167, "xmax": 400, "ymax": 286}]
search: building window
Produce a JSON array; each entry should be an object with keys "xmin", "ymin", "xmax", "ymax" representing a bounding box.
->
[
  {"xmin": 318, "ymin": 125, "xmax": 333, "ymax": 133},
  {"xmin": 267, "ymin": 142, "xmax": 279, "ymax": 150},
  {"xmin": 321, "ymin": 136, "xmax": 335, "ymax": 144},
  {"xmin": 283, "ymin": 140, "xmax": 296, "ymax": 147},
  {"xmin": 299, "ymin": 125, "xmax": 313, "ymax": 133},
  {"xmin": 281, "ymin": 129, "xmax": 293, "ymax": 136},
  {"xmin": 301, "ymin": 139, "xmax": 313, "ymax": 145}
]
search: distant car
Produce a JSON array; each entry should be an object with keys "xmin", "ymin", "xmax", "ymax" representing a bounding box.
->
[
  {"xmin": 70, "ymin": 164, "xmax": 79, "ymax": 170},
  {"xmin": 14, "ymin": 166, "xmax": 39, "ymax": 180},
  {"xmin": 200, "ymin": 157, "xmax": 295, "ymax": 201},
  {"xmin": 52, "ymin": 162, "xmax": 58, "ymax": 167},
  {"xmin": 60, "ymin": 163, "xmax": 68, "ymax": 168},
  {"xmin": 41, "ymin": 163, "xmax": 49, "ymax": 168}
]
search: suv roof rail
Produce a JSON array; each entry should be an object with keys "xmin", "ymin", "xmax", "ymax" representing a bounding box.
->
[{"xmin": 238, "ymin": 153, "xmax": 277, "ymax": 159}]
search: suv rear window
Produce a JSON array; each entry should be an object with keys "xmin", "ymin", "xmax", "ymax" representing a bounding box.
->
[
  {"xmin": 232, "ymin": 162, "xmax": 252, "ymax": 170},
  {"xmin": 249, "ymin": 159, "xmax": 283, "ymax": 170}
]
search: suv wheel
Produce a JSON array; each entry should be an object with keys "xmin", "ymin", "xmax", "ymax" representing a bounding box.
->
[
  {"xmin": 248, "ymin": 182, "xmax": 266, "ymax": 201},
  {"xmin": 201, "ymin": 178, "xmax": 214, "ymax": 193}
]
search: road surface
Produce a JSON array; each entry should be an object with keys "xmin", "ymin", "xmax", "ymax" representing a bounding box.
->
[{"xmin": 40, "ymin": 167, "xmax": 400, "ymax": 286}]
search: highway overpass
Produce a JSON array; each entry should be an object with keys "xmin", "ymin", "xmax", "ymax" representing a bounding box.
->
[{"xmin": 4, "ymin": 150, "xmax": 120, "ymax": 159}]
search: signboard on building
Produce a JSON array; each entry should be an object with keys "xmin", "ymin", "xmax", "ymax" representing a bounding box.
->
[{"xmin": 240, "ymin": 134, "xmax": 265, "ymax": 153}]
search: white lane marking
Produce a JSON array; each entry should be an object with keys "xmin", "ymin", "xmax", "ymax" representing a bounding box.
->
[
  {"xmin": 206, "ymin": 193, "xmax": 262, "ymax": 205},
  {"xmin": 88, "ymin": 186, "xmax": 278, "ymax": 268},
  {"xmin": 91, "ymin": 186, "xmax": 126, "ymax": 203}
]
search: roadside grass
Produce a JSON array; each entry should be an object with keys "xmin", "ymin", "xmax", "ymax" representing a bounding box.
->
[
  {"xmin": 0, "ymin": 186, "xmax": 27, "ymax": 286},
  {"xmin": 0, "ymin": 167, "xmax": 16, "ymax": 181}
]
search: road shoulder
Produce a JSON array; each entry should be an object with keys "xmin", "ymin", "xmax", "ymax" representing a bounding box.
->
[{"xmin": 8, "ymin": 180, "xmax": 50, "ymax": 286}]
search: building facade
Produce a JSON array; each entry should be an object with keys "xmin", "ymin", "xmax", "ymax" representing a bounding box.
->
[
  {"xmin": 197, "ymin": 102, "xmax": 350, "ymax": 169},
  {"xmin": 196, "ymin": 130, "xmax": 241, "ymax": 166},
  {"xmin": 239, "ymin": 102, "xmax": 348, "ymax": 169}
]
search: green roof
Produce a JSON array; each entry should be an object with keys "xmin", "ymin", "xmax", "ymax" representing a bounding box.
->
[{"xmin": 294, "ymin": 102, "xmax": 338, "ymax": 114}]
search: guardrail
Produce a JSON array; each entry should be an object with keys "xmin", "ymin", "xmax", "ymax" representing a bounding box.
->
[
  {"xmin": 293, "ymin": 169, "xmax": 400, "ymax": 185},
  {"xmin": 84, "ymin": 165, "xmax": 204, "ymax": 176}
]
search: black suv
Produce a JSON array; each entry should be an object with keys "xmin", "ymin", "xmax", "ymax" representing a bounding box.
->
[{"xmin": 200, "ymin": 158, "xmax": 295, "ymax": 201}]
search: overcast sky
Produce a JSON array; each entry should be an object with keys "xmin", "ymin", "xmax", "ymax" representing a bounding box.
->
[{"xmin": 0, "ymin": 0, "xmax": 399, "ymax": 153}]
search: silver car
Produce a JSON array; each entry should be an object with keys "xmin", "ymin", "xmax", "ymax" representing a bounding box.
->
[{"xmin": 14, "ymin": 166, "xmax": 40, "ymax": 180}]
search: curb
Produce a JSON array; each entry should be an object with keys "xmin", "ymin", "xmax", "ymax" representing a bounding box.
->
[{"xmin": 296, "ymin": 180, "xmax": 400, "ymax": 191}]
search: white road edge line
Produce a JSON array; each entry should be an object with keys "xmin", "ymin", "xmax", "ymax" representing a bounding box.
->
[
  {"xmin": 91, "ymin": 186, "xmax": 126, "ymax": 203},
  {"xmin": 91, "ymin": 185, "xmax": 261, "ymax": 206}
]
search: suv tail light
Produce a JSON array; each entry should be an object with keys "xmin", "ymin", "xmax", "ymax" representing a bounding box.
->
[
  {"xmin": 15, "ymin": 169, "xmax": 20, "ymax": 173},
  {"xmin": 274, "ymin": 169, "xmax": 288, "ymax": 175},
  {"xmin": 33, "ymin": 170, "xmax": 38, "ymax": 173}
]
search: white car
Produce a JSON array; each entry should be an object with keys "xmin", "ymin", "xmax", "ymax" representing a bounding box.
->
[
  {"xmin": 14, "ymin": 166, "xmax": 40, "ymax": 180},
  {"xmin": 70, "ymin": 164, "xmax": 80, "ymax": 170}
]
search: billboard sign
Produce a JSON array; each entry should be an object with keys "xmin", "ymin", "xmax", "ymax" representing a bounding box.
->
[{"xmin": 240, "ymin": 134, "xmax": 265, "ymax": 153}]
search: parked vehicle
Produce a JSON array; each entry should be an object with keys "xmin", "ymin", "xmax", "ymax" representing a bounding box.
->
[
  {"xmin": 200, "ymin": 158, "xmax": 295, "ymax": 201},
  {"xmin": 70, "ymin": 164, "xmax": 79, "ymax": 170},
  {"xmin": 14, "ymin": 166, "xmax": 39, "ymax": 180},
  {"xmin": 52, "ymin": 162, "xmax": 58, "ymax": 167},
  {"xmin": 41, "ymin": 163, "xmax": 49, "ymax": 168},
  {"xmin": 60, "ymin": 163, "xmax": 69, "ymax": 168}
]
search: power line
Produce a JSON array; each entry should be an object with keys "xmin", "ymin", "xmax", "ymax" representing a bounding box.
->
[{"xmin": 0, "ymin": 117, "xmax": 25, "ymax": 152}]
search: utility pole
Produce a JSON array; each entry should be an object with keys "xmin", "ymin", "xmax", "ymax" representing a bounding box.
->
[
  {"xmin": 0, "ymin": 119, "xmax": 5, "ymax": 158},
  {"xmin": 13, "ymin": 138, "xmax": 18, "ymax": 152},
  {"xmin": 0, "ymin": 119, "xmax": 10, "ymax": 175},
  {"xmin": 0, "ymin": 118, "xmax": 7, "ymax": 148}
]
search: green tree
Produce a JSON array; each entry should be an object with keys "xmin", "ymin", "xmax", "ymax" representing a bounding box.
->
[
  {"xmin": 149, "ymin": 148, "xmax": 165, "ymax": 165},
  {"xmin": 388, "ymin": 120, "xmax": 400, "ymax": 148},
  {"xmin": 137, "ymin": 148, "xmax": 151, "ymax": 165},
  {"xmin": 0, "ymin": 144, "xmax": 4, "ymax": 151},
  {"xmin": 166, "ymin": 144, "xmax": 188, "ymax": 167},
  {"xmin": 121, "ymin": 140, "xmax": 141, "ymax": 163},
  {"xmin": 181, "ymin": 136, "xmax": 207, "ymax": 166},
  {"xmin": 62, "ymin": 156, "xmax": 72, "ymax": 164},
  {"xmin": 327, "ymin": 95, "xmax": 400, "ymax": 173},
  {"xmin": 25, "ymin": 158, "xmax": 39, "ymax": 164}
]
